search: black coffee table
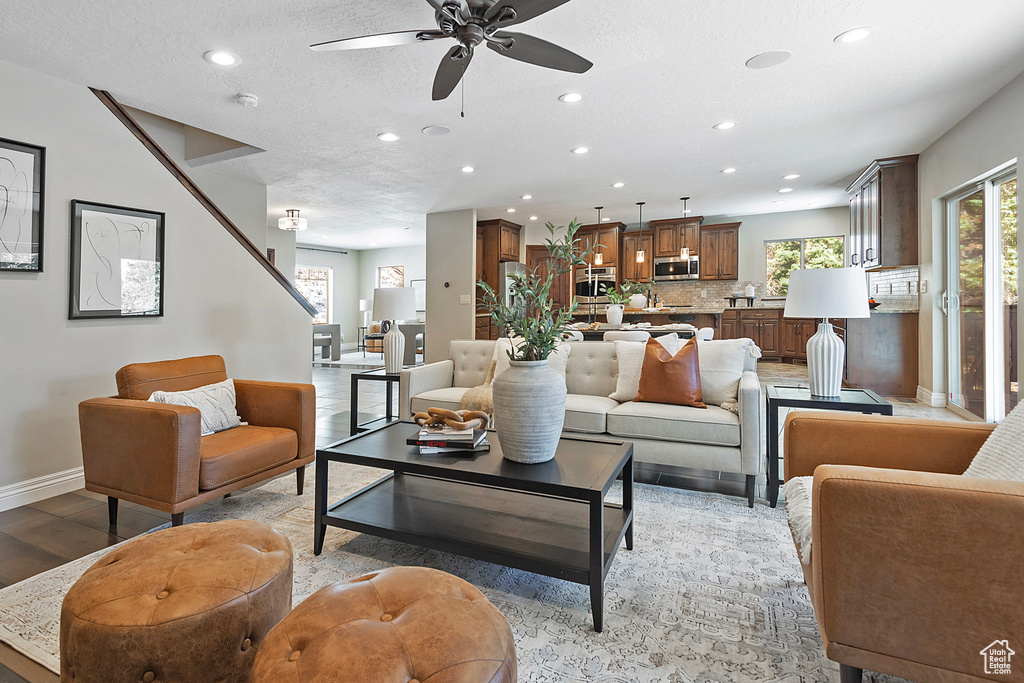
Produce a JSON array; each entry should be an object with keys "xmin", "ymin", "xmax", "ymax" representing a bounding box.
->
[{"xmin": 314, "ymin": 421, "xmax": 634, "ymax": 632}]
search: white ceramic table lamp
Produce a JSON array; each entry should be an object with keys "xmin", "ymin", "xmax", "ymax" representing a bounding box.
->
[
  {"xmin": 359, "ymin": 299, "xmax": 371, "ymax": 328},
  {"xmin": 372, "ymin": 287, "xmax": 418, "ymax": 373},
  {"xmin": 783, "ymin": 268, "xmax": 870, "ymax": 397}
]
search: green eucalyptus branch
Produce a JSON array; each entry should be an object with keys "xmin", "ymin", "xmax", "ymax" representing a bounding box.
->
[{"xmin": 477, "ymin": 220, "xmax": 590, "ymax": 362}]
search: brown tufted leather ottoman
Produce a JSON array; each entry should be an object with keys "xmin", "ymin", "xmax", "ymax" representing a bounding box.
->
[
  {"xmin": 252, "ymin": 566, "xmax": 517, "ymax": 682},
  {"xmin": 60, "ymin": 520, "xmax": 292, "ymax": 683}
]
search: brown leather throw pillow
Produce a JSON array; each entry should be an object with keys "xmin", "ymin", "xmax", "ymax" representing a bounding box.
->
[{"xmin": 635, "ymin": 338, "xmax": 707, "ymax": 408}]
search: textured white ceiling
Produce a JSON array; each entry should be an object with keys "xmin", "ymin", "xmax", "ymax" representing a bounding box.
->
[{"xmin": 3, "ymin": 0, "xmax": 1024, "ymax": 249}]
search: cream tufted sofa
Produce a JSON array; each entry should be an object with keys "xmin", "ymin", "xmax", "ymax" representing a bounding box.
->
[{"xmin": 400, "ymin": 339, "xmax": 764, "ymax": 506}]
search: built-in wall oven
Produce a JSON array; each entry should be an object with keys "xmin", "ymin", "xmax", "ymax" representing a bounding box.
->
[
  {"xmin": 574, "ymin": 267, "xmax": 617, "ymax": 304},
  {"xmin": 653, "ymin": 255, "xmax": 700, "ymax": 281}
]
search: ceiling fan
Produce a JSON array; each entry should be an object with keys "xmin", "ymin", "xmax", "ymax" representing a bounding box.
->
[{"xmin": 310, "ymin": 0, "xmax": 593, "ymax": 101}]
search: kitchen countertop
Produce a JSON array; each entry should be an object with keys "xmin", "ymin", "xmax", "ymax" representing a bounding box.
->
[{"xmin": 576, "ymin": 303, "xmax": 920, "ymax": 315}]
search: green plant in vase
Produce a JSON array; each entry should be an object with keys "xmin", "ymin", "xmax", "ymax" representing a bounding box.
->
[
  {"xmin": 620, "ymin": 278, "xmax": 654, "ymax": 309},
  {"xmin": 606, "ymin": 287, "xmax": 630, "ymax": 306},
  {"xmin": 478, "ymin": 220, "xmax": 590, "ymax": 361}
]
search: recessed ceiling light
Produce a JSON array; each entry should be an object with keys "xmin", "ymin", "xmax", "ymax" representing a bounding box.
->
[
  {"xmin": 204, "ymin": 50, "xmax": 240, "ymax": 66},
  {"xmin": 421, "ymin": 125, "xmax": 451, "ymax": 136},
  {"xmin": 521, "ymin": 194, "xmax": 532, "ymax": 200},
  {"xmin": 745, "ymin": 50, "xmax": 792, "ymax": 69},
  {"xmin": 529, "ymin": 216, "xmax": 539, "ymax": 221},
  {"xmin": 601, "ymin": 217, "xmax": 611, "ymax": 222},
  {"xmin": 370, "ymin": 242, "xmax": 378, "ymax": 246},
  {"xmin": 558, "ymin": 92, "xmax": 584, "ymax": 103},
  {"xmin": 773, "ymin": 200, "xmax": 786, "ymax": 204},
  {"xmin": 783, "ymin": 174, "xmax": 801, "ymax": 180},
  {"xmin": 612, "ymin": 182, "xmax": 625, "ymax": 188},
  {"xmin": 721, "ymin": 168, "xmax": 737, "ymax": 174},
  {"xmin": 572, "ymin": 147, "xmax": 589, "ymax": 154},
  {"xmin": 835, "ymin": 27, "xmax": 871, "ymax": 43},
  {"xmin": 506, "ymin": 208, "xmax": 516, "ymax": 213},
  {"xmin": 461, "ymin": 166, "xmax": 475, "ymax": 173},
  {"xmin": 778, "ymin": 187, "xmax": 794, "ymax": 193},
  {"xmin": 713, "ymin": 121, "xmax": 736, "ymax": 130},
  {"xmin": 377, "ymin": 133, "xmax": 400, "ymax": 142}
]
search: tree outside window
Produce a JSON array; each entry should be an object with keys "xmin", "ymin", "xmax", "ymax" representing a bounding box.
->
[
  {"xmin": 765, "ymin": 236, "xmax": 844, "ymax": 297},
  {"xmin": 295, "ymin": 266, "xmax": 332, "ymax": 323},
  {"xmin": 378, "ymin": 265, "xmax": 404, "ymax": 288}
]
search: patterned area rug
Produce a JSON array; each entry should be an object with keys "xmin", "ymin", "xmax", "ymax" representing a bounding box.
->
[{"xmin": 0, "ymin": 462, "xmax": 906, "ymax": 682}]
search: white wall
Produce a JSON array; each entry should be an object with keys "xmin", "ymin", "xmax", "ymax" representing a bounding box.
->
[
  {"xmin": 425, "ymin": 209, "xmax": 476, "ymax": 362},
  {"xmin": 706, "ymin": 206, "xmax": 850, "ymax": 285},
  {"xmin": 295, "ymin": 246, "xmax": 360, "ymax": 347},
  {"xmin": 917, "ymin": 70, "xmax": 1024, "ymax": 404},
  {"xmin": 358, "ymin": 245, "xmax": 426, "ymax": 303},
  {"xmin": 266, "ymin": 227, "xmax": 296, "ymax": 285},
  {"xmin": 0, "ymin": 59, "xmax": 312, "ymax": 506}
]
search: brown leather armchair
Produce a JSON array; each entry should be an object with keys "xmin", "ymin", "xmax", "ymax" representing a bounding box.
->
[
  {"xmin": 784, "ymin": 412, "xmax": 1022, "ymax": 683},
  {"xmin": 79, "ymin": 355, "xmax": 315, "ymax": 527}
]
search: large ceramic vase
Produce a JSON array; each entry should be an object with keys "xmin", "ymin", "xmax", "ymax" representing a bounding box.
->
[
  {"xmin": 605, "ymin": 304, "xmax": 624, "ymax": 325},
  {"xmin": 491, "ymin": 359, "xmax": 566, "ymax": 464},
  {"xmin": 629, "ymin": 294, "xmax": 647, "ymax": 310}
]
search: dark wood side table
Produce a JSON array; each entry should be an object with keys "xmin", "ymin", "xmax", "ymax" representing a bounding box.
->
[
  {"xmin": 350, "ymin": 368, "xmax": 400, "ymax": 435},
  {"xmin": 766, "ymin": 385, "xmax": 893, "ymax": 507}
]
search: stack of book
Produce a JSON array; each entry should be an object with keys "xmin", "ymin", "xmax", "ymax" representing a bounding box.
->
[{"xmin": 408, "ymin": 424, "xmax": 489, "ymax": 455}]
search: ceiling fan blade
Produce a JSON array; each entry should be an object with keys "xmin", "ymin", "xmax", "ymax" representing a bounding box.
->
[
  {"xmin": 310, "ymin": 30, "xmax": 448, "ymax": 52},
  {"xmin": 485, "ymin": 0, "xmax": 574, "ymax": 27},
  {"xmin": 432, "ymin": 46, "xmax": 473, "ymax": 100},
  {"xmin": 487, "ymin": 32, "xmax": 592, "ymax": 73},
  {"xmin": 424, "ymin": 0, "xmax": 445, "ymax": 9}
]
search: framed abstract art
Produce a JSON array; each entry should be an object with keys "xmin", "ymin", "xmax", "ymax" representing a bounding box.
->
[
  {"xmin": 69, "ymin": 200, "xmax": 165, "ymax": 319},
  {"xmin": 0, "ymin": 137, "xmax": 45, "ymax": 271}
]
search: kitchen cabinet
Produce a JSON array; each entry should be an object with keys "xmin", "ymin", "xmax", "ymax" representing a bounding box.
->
[
  {"xmin": 498, "ymin": 221, "xmax": 521, "ymax": 262},
  {"xmin": 847, "ymin": 155, "xmax": 918, "ymax": 270},
  {"xmin": 846, "ymin": 313, "xmax": 919, "ymax": 396},
  {"xmin": 526, "ymin": 245, "xmax": 571, "ymax": 313},
  {"xmin": 621, "ymin": 230, "xmax": 653, "ymax": 281},
  {"xmin": 699, "ymin": 223, "xmax": 740, "ymax": 280},
  {"xmin": 650, "ymin": 217, "xmax": 702, "ymax": 258},
  {"xmin": 721, "ymin": 308, "xmax": 780, "ymax": 357},
  {"xmin": 576, "ymin": 222, "xmax": 624, "ymax": 268}
]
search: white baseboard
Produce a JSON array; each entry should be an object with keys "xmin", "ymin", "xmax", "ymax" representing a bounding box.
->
[
  {"xmin": 916, "ymin": 386, "xmax": 947, "ymax": 407},
  {"xmin": 0, "ymin": 467, "xmax": 86, "ymax": 513}
]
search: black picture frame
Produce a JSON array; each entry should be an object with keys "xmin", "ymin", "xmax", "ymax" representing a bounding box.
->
[
  {"xmin": 0, "ymin": 137, "xmax": 45, "ymax": 272},
  {"xmin": 69, "ymin": 200, "xmax": 165, "ymax": 320}
]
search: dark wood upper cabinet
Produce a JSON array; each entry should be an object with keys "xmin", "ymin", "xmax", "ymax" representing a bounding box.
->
[
  {"xmin": 497, "ymin": 221, "xmax": 521, "ymax": 262},
  {"xmin": 650, "ymin": 216, "xmax": 703, "ymax": 258},
  {"xmin": 847, "ymin": 155, "xmax": 918, "ymax": 270},
  {"xmin": 620, "ymin": 230, "xmax": 653, "ymax": 282},
  {"xmin": 699, "ymin": 222, "xmax": 740, "ymax": 280},
  {"xmin": 576, "ymin": 222, "xmax": 625, "ymax": 269}
]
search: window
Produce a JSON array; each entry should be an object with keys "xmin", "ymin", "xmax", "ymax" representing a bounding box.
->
[
  {"xmin": 378, "ymin": 265, "xmax": 404, "ymax": 288},
  {"xmin": 765, "ymin": 236, "xmax": 845, "ymax": 297},
  {"xmin": 295, "ymin": 265, "xmax": 332, "ymax": 324},
  {"xmin": 946, "ymin": 169, "xmax": 1017, "ymax": 421}
]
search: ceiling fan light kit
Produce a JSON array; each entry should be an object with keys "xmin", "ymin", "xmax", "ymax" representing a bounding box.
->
[{"xmin": 310, "ymin": 0, "xmax": 593, "ymax": 101}]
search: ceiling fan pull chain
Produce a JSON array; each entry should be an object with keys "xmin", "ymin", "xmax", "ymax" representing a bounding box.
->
[{"xmin": 461, "ymin": 62, "xmax": 465, "ymax": 118}]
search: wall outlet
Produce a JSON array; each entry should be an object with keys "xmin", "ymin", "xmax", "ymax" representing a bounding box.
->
[
  {"xmin": 701, "ymin": 289, "xmax": 707, "ymax": 298},
  {"xmin": 920, "ymin": 280, "xmax": 928, "ymax": 293},
  {"xmin": 459, "ymin": 294, "xmax": 471, "ymax": 304}
]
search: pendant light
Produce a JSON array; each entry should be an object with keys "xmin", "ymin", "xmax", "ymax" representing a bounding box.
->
[
  {"xmin": 594, "ymin": 206, "xmax": 604, "ymax": 265},
  {"xmin": 679, "ymin": 197, "xmax": 690, "ymax": 260},
  {"xmin": 635, "ymin": 202, "xmax": 645, "ymax": 263},
  {"xmin": 278, "ymin": 209, "xmax": 307, "ymax": 231}
]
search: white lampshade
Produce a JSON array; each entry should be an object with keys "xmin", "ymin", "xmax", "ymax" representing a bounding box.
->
[
  {"xmin": 359, "ymin": 299, "xmax": 370, "ymax": 312},
  {"xmin": 278, "ymin": 209, "xmax": 307, "ymax": 231},
  {"xmin": 372, "ymin": 287, "xmax": 417, "ymax": 322},
  {"xmin": 783, "ymin": 268, "xmax": 870, "ymax": 319}
]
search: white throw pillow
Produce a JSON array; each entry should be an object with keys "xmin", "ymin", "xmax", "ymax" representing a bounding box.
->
[
  {"xmin": 608, "ymin": 334, "xmax": 681, "ymax": 403},
  {"xmin": 964, "ymin": 403, "xmax": 1024, "ymax": 482},
  {"xmin": 148, "ymin": 378, "xmax": 245, "ymax": 436},
  {"xmin": 493, "ymin": 337, "xmax": 571, "ymax": 378},
  {"xmin": 696, "ymin": 339, "xmax": 759, "ymax": 406}
]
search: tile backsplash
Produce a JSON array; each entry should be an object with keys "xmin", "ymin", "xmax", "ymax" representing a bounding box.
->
[
  {"xmin": 867, "ymin": 266, "xmax": 920, "ymax": 312},
  {"xmin": 652, "ymin": 280, "xmax": 766, "ymax": 307}
]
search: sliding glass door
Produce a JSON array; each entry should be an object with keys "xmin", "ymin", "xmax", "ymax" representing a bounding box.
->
[{"xmin": 946, "ymin": 170, "xmax": 1017, "ymax": 421}]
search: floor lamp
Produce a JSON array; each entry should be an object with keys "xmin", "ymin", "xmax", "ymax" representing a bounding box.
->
[
  {"xmin": 372, "ymin": 287, "xmax": 417, "ymax": 374},
  {"xmin": 783, "ymin": 268, "xmax": 870, "ymax": 397}
]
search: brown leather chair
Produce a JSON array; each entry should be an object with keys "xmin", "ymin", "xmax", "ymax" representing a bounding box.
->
[
  {"xmin": 783, "ymin": 412, "xmax": 1022, "ymax": 683},
  {"xmin": 79, "ymin": 355, "xmax": 315, "ymax": 526}
]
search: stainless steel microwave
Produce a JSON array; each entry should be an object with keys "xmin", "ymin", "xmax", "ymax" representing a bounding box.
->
[{"xmin": 653, "ymin": 255, "xmax": 700, "ymax": 281}]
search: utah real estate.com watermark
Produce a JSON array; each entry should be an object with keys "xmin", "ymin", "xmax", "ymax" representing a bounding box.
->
[{"xmin": 981, "ymin": 640, "xmax": 1015, "ymax": 675}]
